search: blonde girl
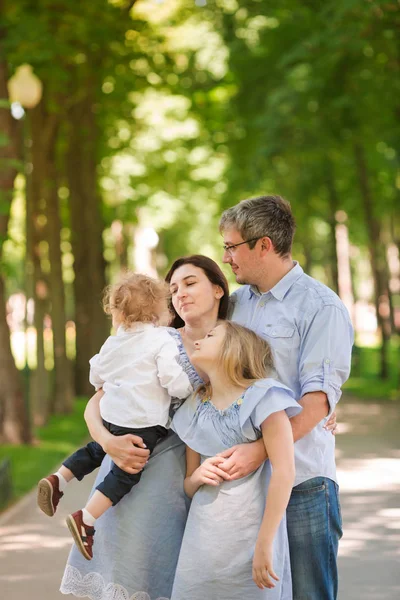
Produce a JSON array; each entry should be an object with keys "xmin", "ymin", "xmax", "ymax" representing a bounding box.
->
[{"xmin": 171, "ymin": 321, "xmax": 301, "ymax": 600}]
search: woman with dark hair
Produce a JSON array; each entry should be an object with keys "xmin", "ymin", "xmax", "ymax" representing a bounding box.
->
[
  {"xmin": 61, "ymin": 255, "xmax": 234, "ymax": 600},
  {"xmin": 165, "ymin": 254, "xmax": 230, "ymax": 329}
]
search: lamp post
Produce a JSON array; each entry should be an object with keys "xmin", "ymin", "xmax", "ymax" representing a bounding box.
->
[{"xmin": 7, "ymin": 64, "xmax": 43, "ymax": 373}]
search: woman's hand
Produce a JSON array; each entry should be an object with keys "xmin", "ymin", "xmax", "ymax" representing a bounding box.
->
[
  {"xmin": 252, "ymin": 536, "xmax": 279, "ymax": 590},
  {"xmin": 192, "ymin": 456, "xmax": 230, "ymax": 487},
  {"xmin": 324, "ymin": 410, "xmax": 338, "ymax": 435},
  {"xmin": 217, "ymin": 439, "xmax": 267, "ymax": 480},
  {"xmin": 104, "ymin": 435, "xmax": 150, "ymax": 475},
  {"xmin": 84, "ymin": 390, "xmax": 150, "ymax": 474}
]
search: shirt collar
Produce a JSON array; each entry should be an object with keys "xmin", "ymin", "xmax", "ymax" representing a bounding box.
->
[
  {"xmin": 116, "ymin": 323, "xmax": 155, "ymax": 336},
  {"xmin": 249, "ymin": 261, "xmax": 303, "ymax": 301}
]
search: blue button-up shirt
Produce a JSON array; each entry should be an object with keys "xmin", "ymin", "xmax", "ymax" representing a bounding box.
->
[{"xmin": 230, "ymin": 261, "xmax": 354, "ymax": 485}]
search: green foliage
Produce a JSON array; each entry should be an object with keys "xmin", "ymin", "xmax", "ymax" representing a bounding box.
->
[
  {"xmin": 344, "ymin": 341, "xmax": 399, "ymax": 400},
  {"xmin": 0, "ymin": 397, "xmax": 89, "ymax": 503},
  {"xmin": 1, "ymin": 0, "xmax": 398, "ymax": 403}
]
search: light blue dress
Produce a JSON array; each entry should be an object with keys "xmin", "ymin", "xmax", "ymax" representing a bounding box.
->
[
  {"xmin": 170, "ymin": 380, "xmax": 302, "ymax": 600},
  {"xmin": 60, "ymin": 330, "xmax": 201, "ymax": 600}
]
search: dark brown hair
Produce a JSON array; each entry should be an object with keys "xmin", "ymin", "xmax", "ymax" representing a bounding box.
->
[{"xmin": 165, "ymin": 255, "xmax": 229, "ymax": 329}]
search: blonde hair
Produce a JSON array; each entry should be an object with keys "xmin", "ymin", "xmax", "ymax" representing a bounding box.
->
[
  {"xmin": 197, "ymin": 321, "xmax": 274, "ymax": 399},
  {"xmin": 103, "ymin": 272, "xmax": 170, "ymax": 329}
]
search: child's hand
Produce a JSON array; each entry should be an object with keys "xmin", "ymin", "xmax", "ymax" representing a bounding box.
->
[
  {"xmin": 252, "ymin": 537, "xmax": 279, "ymax": 590},
  {"xmin": 193, "ymin": 456, "xmax": 230, "ymax": 487}
]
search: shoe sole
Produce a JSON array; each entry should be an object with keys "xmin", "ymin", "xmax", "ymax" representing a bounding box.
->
[
  {"xmin": 37, "ymin": 479, "xmax": 55, "ymax": 517},
  {"xmin": 66, "ymin": 515, "xmax": 92, "ymax": 561}
]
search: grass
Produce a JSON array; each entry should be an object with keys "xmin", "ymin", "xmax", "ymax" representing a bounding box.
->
[
  {"xmin": 0, "ymin": 397, "xmax": 89, "ymax": 508},
  {"xmin": 344, "ymin": 341, "xmax": 399, "ymax": 401}
]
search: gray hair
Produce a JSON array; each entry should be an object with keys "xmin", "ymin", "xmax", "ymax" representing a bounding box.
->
[{"xmin": 219, "ymin": 195, "xmax": 296, "ymax": 257}]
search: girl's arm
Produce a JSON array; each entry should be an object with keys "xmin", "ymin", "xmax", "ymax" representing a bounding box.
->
[
  {"xmin": 184, "ymin": 446, "xmax": 229, "ymax": 498},
  {"xmin": 252, "ymin": 411, "xmax": 295, "ymax": 590},
  {"xmin": 217, "ymin": 410, "xmax": 337, "ymax": 480},
  {"xmin": 84, "ymin": 390, "xmax": 149, "ymax": 474}
]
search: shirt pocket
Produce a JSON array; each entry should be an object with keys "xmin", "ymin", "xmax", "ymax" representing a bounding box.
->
[
  {"xmin": 264, "ymin": 325, "xmax": 296, "ymax": 342},
  {"xmin": 263, "ymin": 325, "xmax": 298, "ymax": 364}
]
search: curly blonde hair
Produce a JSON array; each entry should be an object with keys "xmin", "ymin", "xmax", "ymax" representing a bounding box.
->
[
  {"xmin": 103, "ymin": 272, "xmax": 170, "ymax": 329},
  {"xmin": 197, "ymin": 321, "xmax": 274, "ymax": 399}
]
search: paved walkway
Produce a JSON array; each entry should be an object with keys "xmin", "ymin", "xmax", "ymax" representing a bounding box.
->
[
  {"xmin": 1, "ymin": 398, "xmax": 399, "ymax": 600},
  {"xmin": 336, "ymin": 400, "xmax": 400, "ymax": 600}
]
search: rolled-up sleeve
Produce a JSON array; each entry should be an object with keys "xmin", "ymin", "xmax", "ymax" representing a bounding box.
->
[
  {"xmin": 299, "ymin": 304, "xmax": 354, "ymax": 415},
  {"xmin": 156, "ymin": 337, "xmax": 193, "ymax": 400},
  {"xmin": 89, "ymin": 354, "xmax": 104, "ymax": 391}
]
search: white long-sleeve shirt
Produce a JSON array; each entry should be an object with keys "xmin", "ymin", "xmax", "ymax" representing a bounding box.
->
[{"xmin": 89, "ymin": 323, "xmax": 193, "ymax": 429}]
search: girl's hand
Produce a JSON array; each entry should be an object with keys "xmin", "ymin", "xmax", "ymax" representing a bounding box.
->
[
  {"xmin": 193, "ymin": 456, "xmax": 230, "ymax": 487},
  {"xmin": 252, "ymin": 538, "xmax": 279, "ymax": 590},
  {"xmin": 324, "ymin": 410, "xmax": 338, "ymax": 435}
]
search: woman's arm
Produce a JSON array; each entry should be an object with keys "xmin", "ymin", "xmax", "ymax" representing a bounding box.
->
[
  {"xmin": 183, "ymin": 446, "xmax": 229, "ymax": 498},
  {"xmin": 84, "ymin": 390, "xmax": 150, "ymax": 474},
  {"xmin": 252, "ymin": 411, "xmax": 295, "ymax": 590}
]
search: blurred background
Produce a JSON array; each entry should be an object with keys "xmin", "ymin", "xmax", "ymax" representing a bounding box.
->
[{"xmin": 0, "ymin": 1, "xmax": 399, "ymax": 595}]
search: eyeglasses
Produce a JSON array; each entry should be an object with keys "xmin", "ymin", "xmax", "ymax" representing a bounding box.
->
[{"xmin": 222, "ymin": 237, "xmax": 261, "ymax": 256}]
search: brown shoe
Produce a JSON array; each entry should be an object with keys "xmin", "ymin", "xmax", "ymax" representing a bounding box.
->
[
  {"xmin": 66, "ymin": 510, "xmax": 95, "ymax": 560},
  {"xmin": 37, "ymin": 475, "xmax": 64, "ymax": 517}
]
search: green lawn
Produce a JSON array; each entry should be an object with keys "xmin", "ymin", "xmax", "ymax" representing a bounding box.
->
[
  {"xmin": 344, "ymin": 342, "xmax": 399, "ymax": 401},
  {"xmin": 0, "ymin": 397, "xmax": 89, "ymax": 508}
]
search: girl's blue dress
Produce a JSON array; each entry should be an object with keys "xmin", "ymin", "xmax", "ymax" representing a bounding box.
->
[{"xmin": 170, "ymin": 379, "xmax": 301, "ymax": 600}]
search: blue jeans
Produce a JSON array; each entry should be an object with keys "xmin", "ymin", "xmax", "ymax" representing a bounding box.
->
[{"xmin": 286, "ymin": 477, "xmax": 343, "ymax": 600}]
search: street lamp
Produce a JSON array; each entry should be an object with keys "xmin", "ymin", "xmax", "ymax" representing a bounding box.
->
[
  {"xmin": 7, "ymin": 64, "xmax": 43, "ymax": 112},
  {"xmin": 7, "ymin": 64, "xmax": 43, "ymax": 372}
]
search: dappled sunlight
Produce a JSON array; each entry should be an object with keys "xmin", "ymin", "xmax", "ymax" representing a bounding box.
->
[
  {"xmin": 337, "ymin": 458, "xmax": 400, "ymax": 492},
  {"xmin": 0, "ymin": 517, "xmax": 74, "ymax": 556},
  {"xmin": 0, "ymin": 533, "xmax": 72, "ymax": 552},
  {"xmin": 336, "ymin": 400, "xmax": 400, "ymax": 582},
  {"xmin": 339, "ymin": 488, "xmax": 400, "ymax": 560},
  {"xmin": 0, "ymin": 520, "xmax": 72, "ymax": 555}
]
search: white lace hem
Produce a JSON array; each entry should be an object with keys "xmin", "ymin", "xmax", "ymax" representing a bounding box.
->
[{"xmin": 60, "ymin": 565, "xmax": 170, "ymax": 600}]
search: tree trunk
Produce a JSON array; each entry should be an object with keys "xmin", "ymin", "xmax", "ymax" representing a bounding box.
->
[
  {"xmin": 354, "ymin": 142, "xmax": 392, "ymax": 379},
  {"xmin": 28, "ymin": 100, "xmax": 59, "ymax": 424},
  {"xmin": 0, "ymin": 41, "xmax": 32, "ymax": 443},
  {"xmin": 66, "ymin": 93, "xmax": 108, "ymax": 396},
  {"xmin": 45, "ymin": 136, "xmax": 75, "ymax": 414},
  {"xmin": 324, "ymin": 161, "xmax": 340, "ymax": 295}
]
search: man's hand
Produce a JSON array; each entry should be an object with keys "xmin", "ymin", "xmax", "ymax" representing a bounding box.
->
[
  {"xmin": 104, "ymin": 434, "xmax": 150, "ymax": 474},
  {"xmin": 217, "ymin": 439, "xmax": 267, "ymax": 480},
  {"xmin": 324, "ymin": 410, "xmax": 338, "ymax": 435}
]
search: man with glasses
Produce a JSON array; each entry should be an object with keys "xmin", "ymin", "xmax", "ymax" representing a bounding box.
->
[{"xmin": 218, "ymin": 195, "xmax": 353, "ymax": 600}]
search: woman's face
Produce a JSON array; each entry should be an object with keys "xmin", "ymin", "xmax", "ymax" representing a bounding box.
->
[
  {"xmin": 169, "ymin": 264, "xmax": 223, "ymax": 325},
  {"xmin": 191, "ymin": 324, "xmax": 226, "ymax": 370}
]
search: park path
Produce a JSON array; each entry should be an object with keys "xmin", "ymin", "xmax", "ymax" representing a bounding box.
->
[{"xmin": 0, "ymin": 397, "xmax": 399, "ymax": 600}]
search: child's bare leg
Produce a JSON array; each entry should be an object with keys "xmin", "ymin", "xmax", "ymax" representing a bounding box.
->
[
  {"xmin": 58, "ymin": 465, "xmax": 75, "ymax": 483},
  {"xmin": 84, "ymin": 490, "xmax": 113, "ymax": 521}
]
